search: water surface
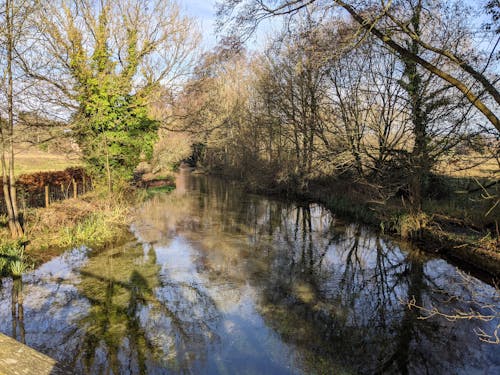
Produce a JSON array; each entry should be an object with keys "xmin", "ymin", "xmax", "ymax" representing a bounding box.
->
[{"xmin": 1, "ymin": 173, "xmax": 499, "ymax": 374}]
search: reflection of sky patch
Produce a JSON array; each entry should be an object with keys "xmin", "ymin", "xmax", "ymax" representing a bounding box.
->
[
  {"xmin": 155, "ymin": 236, "xmax": 202, "ymax": 285},
  {"xmin": 25, "ymin": 246, "xmax": 90, "ymax": 283}
]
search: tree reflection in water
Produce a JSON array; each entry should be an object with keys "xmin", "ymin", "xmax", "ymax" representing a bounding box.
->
[
  {"xmin": 11, "ymin": 277, "xmax": 25, "ymax": 344},
  {"xmin": 0, "ymin": 173, "xmax": 498, "ymax": 374},
  {"xmin": 71, "ymin": 241, "xmax": 221, "ymax": 374}
]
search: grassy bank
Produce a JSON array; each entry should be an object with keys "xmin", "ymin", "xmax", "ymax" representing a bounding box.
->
[
  {"xmin": 316, "ymin": 184, "xmax": 498, "ymax": 278},
  {"xmin": 0, "ymin": 189, "xmax": 134, "ymax": 269},
  {"xmin": 0, "ymin": 181, "xmax": 174, "ymax": 274},
  {"xmin": 24, "ymin": 189, "xmax": 136, "ymax": 265}
]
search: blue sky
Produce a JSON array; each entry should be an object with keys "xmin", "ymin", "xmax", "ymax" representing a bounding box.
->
[
  {"xmin": 181, "ymin": 0, "xmax": 493, "ymax": 53},
  {"xmin": 181, "ymin": 0, "xmax": 218, "ymax": 49},
  {"xmin": 181, "ymin": 0, "xmax": 275, "ymax": 51}
]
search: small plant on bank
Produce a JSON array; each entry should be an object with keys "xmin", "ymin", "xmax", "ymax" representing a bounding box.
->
[
  {"xmin": 383, "ymin": 212, "xmax": 430, "ymax": 239},
  {"xmin": 9, "ymin": 260, "xmax": 27, "ymax": 277},
  {"xmin": 0, "ymin": 241, "xmax": 29, "ymax": 278}
]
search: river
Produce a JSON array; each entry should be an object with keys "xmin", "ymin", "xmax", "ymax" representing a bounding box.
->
[{"xmin": 0, "ymin": 172, "xmax": 499, "ymax": 374}]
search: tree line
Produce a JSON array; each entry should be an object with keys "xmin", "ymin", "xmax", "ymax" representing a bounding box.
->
[{"xmin": 168, "ymin": 0, "xmax": 498, "ymax": 220}]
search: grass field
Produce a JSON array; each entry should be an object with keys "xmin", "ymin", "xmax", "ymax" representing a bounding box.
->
[
  {"xmin": 437, "ymin": 153, "xmax": 499, "ymax": 179},
  {"xmin": 13, "ymin": 147, "xmax": 81, "ymax": 176}
]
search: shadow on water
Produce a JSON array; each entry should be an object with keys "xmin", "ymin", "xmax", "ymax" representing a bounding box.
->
[{"xmin": 0, "ymin": 171, "xmax": 499, "ymax": 374}]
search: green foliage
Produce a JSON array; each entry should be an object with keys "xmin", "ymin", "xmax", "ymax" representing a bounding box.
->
[
  {"xmin": 75, "ymin": 78, "xmax": 159, "ymax": 180},
  {"xmin": 0, "ymin": 241, "xmax": 28, "ymax": 277},
  {"xmin": 69, "ymin": 11, "xmax": 158, "ymax": 182}
]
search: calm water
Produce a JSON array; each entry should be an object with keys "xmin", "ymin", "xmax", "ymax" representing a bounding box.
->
[{"xmin": 1, "ymin": 173, "xmax": 499, "ymax": 374}]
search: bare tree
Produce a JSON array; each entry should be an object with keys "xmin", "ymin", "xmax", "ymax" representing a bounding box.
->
[
  {"xmin": 217, "ymin": 0, "xmax": 500, "ymax": 133},
  {"xmin": 0, "ymin": 0, "xmax": 36, "ymax": 238}
]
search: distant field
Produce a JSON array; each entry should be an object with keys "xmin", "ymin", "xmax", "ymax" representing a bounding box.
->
[
  {"xmin": 436, "ymin": 153, "xmax": 498, "ymax": 179},
  {"xmin": 13, "ymin": 148, "xmax": 81, "ymax": 176}
]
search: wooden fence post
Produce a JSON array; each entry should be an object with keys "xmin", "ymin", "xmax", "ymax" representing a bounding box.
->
[
  {"xmin": 72, "ymin": 179, "xmax": 77, "ymax": 199},
  {"xmin": 45, "ymin": 185, "xmax": 49, "ymax": 207}
]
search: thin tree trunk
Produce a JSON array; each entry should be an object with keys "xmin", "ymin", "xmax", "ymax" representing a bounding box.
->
[
  {"xmin": 5, "ymin": 0, "xmax": 23, "ymax": 238},
  {"xmin": 105, "ymin": 136, "xmax": 112, "ymax": 193},
  {"xmin": 2, "ymin": 157, "xmax": 17, "ymax": 236}
]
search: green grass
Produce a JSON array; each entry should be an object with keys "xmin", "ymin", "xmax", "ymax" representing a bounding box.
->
[
  {"xmin": 140, "ymin": 185, "xmax": 175, "ymax": 200},
  {"xmin": 56, "ymin": 198, "xmax": 131, "ymax": 250}
]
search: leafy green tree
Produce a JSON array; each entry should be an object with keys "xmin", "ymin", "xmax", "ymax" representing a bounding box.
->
[{"xmin": 30, "ymin": 0, "xmax": 199, "ymax": 188}]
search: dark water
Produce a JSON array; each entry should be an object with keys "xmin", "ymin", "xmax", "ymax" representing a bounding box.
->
[{"xmin": 1, "ymin": 173, "xmax": 499, "ymax": 374}]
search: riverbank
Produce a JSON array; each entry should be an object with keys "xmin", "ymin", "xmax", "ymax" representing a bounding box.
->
[
  {"xmin": 0, "ymin": 181, "xmax": 175, "ymax": 274},
  {"xmin": 0, "ymin": 190, "xmax": 135, "ymax": 273},
  {"xmin": 234, "ymin": 174, "xmax": 500, "ymax": 280}
]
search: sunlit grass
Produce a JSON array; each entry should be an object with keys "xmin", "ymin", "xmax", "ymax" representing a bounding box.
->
[
  {"xmin": 57, "ymin": 207, "xmax": 130, "ymax": 250},
  {"xmin": 13, "ymin": 148, "xmax": 81, "ymax": 176}
]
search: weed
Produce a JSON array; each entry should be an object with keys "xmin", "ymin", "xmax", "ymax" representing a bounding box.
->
[
  {"xmin": 9, "ymin": 260, "xmax": 27, "ymax": 277},
  {"xmin": 384, "ymin": 212, "xmax": 430, "ymax": 239},
  {"xmin": 0, "ymin": 240, "xmax": 28, "ymax": 277}
]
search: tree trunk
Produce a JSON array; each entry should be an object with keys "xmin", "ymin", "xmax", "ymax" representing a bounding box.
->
[
  {"xmin": 403, "ymin": 1, "xmax": 428, "ymax": 212},
  {"xmin": 105, "ymin": 136, "xmax": 112, "ymax": 193},
  {"xmin": 4, "ymin": 0, "xmax": 23, "ymax": 238}
]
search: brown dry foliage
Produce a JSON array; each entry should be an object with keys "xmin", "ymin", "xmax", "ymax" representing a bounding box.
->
[{"xmin": 13, "ymin": 168, "xmax": 88, "ymax": 192}]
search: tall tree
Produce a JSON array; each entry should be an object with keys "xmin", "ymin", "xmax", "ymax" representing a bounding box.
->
[
  {"xmin": 0, "ymin": 0, "xmax": 35, "ymax": 238},
  {"xmin": 26, "ymin": 0, "xmax": 199, "ymax": 186}
]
